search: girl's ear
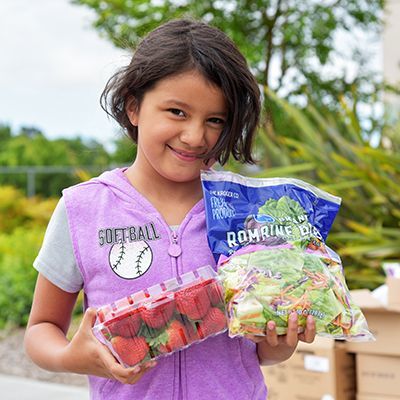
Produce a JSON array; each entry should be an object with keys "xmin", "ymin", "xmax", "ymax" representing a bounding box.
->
[{"xmin": 126, "ymin": 96, "xmax": 139, "ymax": 126}]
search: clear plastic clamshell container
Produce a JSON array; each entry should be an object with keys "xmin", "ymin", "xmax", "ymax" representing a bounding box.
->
[{"xmin": 92, "ymin": 265, "xmax": 227, "ymax": 367}]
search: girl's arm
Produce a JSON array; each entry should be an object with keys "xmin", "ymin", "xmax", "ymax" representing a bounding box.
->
[
  {"xmin": 252, "ymin": 312, "xmax": 316, "ymax": 366},
  {"xmin": 24, "ymin": 274, "xmax": 155, "ymax": 384}
]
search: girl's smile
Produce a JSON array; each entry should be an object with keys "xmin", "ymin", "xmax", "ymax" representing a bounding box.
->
[{"xmin": 166, "ymin": 144, "xmax": 206, "ymax": 162}]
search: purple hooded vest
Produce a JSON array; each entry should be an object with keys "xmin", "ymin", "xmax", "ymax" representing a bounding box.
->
[{"xmin": 63, "ymin": 168, "xmax": 267, "ymax": 400}]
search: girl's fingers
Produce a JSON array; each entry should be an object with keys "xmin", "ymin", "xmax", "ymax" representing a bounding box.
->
[
  {"xmin": 110, "ymin": 357, "xmax": 158, "ymax": 384},
  {"xmin": 143, "ymin": 360, "xmax": 157, "ymax": 368},
  {"xmin": 123, "ymin": 362, "xmax": 157, "ymax": 385},
  {"xmin": 98, "ymin": 345, "xmax": 134, "ymax": 380},
  {"xmin": 254, "ymin": 314, "xmax": 316, "ymax": 349},
  {"xmin": 284, "ymin": 312, "xmax": 299, "ymax": 347},
  {"xmin": 302, "ymin": 315, "xmax": 316, "ymax": 343},
  {"xmin": 97, "ymin": 337, "xmax": 158, "ymax": 384},
  {"xmin": 108, "ymin": 361, "xmax": 133, "ymax": 381},
  {"xmin": 266, "ymin": 320, "xmax": 279, "ymax": 346},
  {"xmin": 80, "ymin": 308, "xmax": 98, "ymax": 331},
  {"xmin": 111, "ymin": 364, "xmax": 143, "ymax": 383},
  {"xmin": 99, "ymin": 344, "xmax": 121, "ymax": 368}
]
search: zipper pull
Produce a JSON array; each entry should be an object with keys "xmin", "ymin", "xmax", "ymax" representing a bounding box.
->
[{"xmin": 168, "ymin": 230, "xmax": 182, "ymax": 257}]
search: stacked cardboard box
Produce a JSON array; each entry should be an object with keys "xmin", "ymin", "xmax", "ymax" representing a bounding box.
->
[
  {"xmin": 347, "ymin": 279, "xmax": 400, "ymax": 400},
  {"xmin": 357, "ymin": 396, "xmax": 400, "ymax": 400},
  {"xmin": 262, "ymin": 336, "xmax": 355, "ymax": 400},
  {"xmin": 387, "ymin": 277, "xmax": 400, "ymax": 309}
]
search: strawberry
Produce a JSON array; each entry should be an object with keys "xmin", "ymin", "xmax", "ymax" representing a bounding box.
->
[
  {"xmin": 175, "ymin": 282, "xmax": 211, "ymax": 320},
  {"xmin": 207, "ymin": 280, "xmax": 224, "ymax": 306},
  {"xmin": 184, "ymin": 321, "xmax": 201, "ymax": 343},
  {"xmin": 141, "ymin": 296, "xmax": 175, "ymax": 329},
  {"xmin": 106, "ymin": 308, "xmax": 142, "ymax": 338},
  {"xmin": 157, "ymin": 320, "xmax": 189, "ymax": 353},
  {"xmin": 197, "ymin": 307, "xmax": 227, "ymax": 339},
  {"xmin": 111, "ymin": 336, "xmax": 149, "ymax": 366}
]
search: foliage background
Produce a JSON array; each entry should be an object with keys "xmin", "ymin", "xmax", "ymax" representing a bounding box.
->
[{"xmin": 0, "ymin": 186, "xmax": 56, "ymax": 328}]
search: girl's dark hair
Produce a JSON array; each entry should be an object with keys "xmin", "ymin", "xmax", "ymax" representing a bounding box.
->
[{"xmin": 101, "ymin": 18, "xmax": 260, "ymax": 165}]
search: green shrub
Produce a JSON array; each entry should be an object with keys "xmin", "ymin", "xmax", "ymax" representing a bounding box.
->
[
  {"xmin": 0, "ymin": 227, "xmax": 44, "ymax": 328},
  {"xmin": 0, "ymin": 186, "xmax": 57, "ymax": 231},
  {"xmin": 0, "ymin": 186, "xmax": 58, "ymax": 327}
]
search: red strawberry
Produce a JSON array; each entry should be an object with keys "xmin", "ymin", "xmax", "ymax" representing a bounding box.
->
[
  {"xmin": 197, "ymin": 307, "xmax": 227, "ymax": 338},
  {"xmin": 111, "ymin": 336, "xmax": 149, "ymax": 366},
  {"xmin": 141, "ymin": 296, "xmax": 175, "ymax": 329},
  {"xmin": 158, "ymin": 320, "xmax": 189, "ymax": 353},
  {"xmin": 184, "ymin": 321, "xmax": 201, "ymax": 343},
  {"xmin": 207, "ymin": 280, "xmax": 224, "ymax": 306},
  {"xmin": 175, "ymin": 282, "xmax": 211, "ymax": 320},
  {"xmin": 106, "ymin": 309, "xmax": 142, "ymax": 338}
]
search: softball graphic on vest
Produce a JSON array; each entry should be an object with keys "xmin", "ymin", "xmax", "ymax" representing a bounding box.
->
[
  {"xmin": 109, "ymin": 240, "xmax": 153, "ymax": 279},
  {"xmin": 98, "ymin": 222, "xmax": 161, "ymax": 279}
]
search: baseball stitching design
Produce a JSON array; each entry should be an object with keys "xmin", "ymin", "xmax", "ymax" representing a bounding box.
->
[{"xmin": 109, "ymin": 240, "xmax": 153, "ymax": 279}]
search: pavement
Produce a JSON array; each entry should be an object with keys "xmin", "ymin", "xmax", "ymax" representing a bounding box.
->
[{"xmin": 0, "ymin": 374, "xmax": 89, "ymax": 400}]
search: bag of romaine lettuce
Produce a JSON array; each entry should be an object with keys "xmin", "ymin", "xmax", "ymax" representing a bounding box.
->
[{"xmin": 201, "ymin": 170, "xmax": 374, "ymax": 342}]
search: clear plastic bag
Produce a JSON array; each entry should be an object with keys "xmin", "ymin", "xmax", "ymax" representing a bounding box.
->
[{"xmin": 201, "ymin": 170, "xmax": 374, "ymax": 342}]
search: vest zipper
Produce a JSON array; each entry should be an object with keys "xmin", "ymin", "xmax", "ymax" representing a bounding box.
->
[
  {"xmin": 168, "ymin": 229, "xmax": 183, "ymax": 400},
  {"xmin": 168, "ymin": 230, "xmax": 182, "ymax": 275}
]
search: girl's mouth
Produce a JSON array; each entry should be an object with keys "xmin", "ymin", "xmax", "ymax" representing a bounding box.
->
[{"xmin": 167, "ymin": 145, "xmax": 204, "ymax": 162}]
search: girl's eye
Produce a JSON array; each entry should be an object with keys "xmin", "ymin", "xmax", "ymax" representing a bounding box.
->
[
  {"xmin": 168, "ymin": 108, "xmax": 185, "ymax": 117},
  {"xmin": 208, "ymin": 117, "xmax": 225, "ymax": 125}
]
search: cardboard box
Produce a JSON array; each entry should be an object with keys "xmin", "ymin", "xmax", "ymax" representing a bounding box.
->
[
  {"xmin": 356, "ymin": 353, "xmax": 400, "ymax": 397},
  {"xmin": 262, "ymin": 336, "xmax": 355, "ymax": 400},
  {"xmin": 345, "ymin": 289, "xmax": 400, "ymax": 356},
  {"xmin": 387, "ymin": 277, "xmax": 400, "ymax": 310}
]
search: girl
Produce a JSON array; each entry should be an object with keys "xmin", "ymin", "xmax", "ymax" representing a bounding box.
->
[{"xmin": 24, "ymin": 19, "xmax": 315, "ymax": 400}]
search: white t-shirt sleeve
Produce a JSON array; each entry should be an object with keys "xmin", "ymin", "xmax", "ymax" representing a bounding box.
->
[{"xmin": 33, "ymin": 197, "xmax": 84, "ymax": 293}]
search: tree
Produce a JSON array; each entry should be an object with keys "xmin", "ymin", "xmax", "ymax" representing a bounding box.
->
[
  {"xmin": 0, "ymin": 124, "xmax": 112, "ymax": 197},
  {"xmin": 72, "ymin": 0, "xmax": 384, "ymax": 127},
  {"xmin": 0, "ymin": 125, "xmax": 12, "ymax": 142},
  {"xmin": 110, "ymin": 136, "xmax": 137, "ymax": 165}
]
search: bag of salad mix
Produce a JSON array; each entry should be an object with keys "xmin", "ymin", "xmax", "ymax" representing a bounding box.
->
[{"xmin": 201, "ymin": 170, "xmax": 373, "ymax": 341}]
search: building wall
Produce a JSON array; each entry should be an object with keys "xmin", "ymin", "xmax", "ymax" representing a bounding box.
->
[{"xmin": 383, "ymin": 0, "xmax": 400, "ymax": 110}]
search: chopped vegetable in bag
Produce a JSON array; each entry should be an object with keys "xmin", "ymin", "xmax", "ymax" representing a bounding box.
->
[{"xmin": 201, "ymin": 170, "xmax": 374, "ymax": 342}]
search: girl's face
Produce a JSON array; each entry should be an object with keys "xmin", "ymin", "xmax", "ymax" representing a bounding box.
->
[{"xmin": 127, "ymin": 70, "xmax": 227, "ymax": 185}]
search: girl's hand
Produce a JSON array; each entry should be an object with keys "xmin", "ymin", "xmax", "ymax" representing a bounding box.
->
[
  {"xmin": 61, "ymin": 308, "xmax": 156, "ymax": 384},
  {"xmin": 246, "ymin": 312, "xmax": 316, "ymax": 366}
]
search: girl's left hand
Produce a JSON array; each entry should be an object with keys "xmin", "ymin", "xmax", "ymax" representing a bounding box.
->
[{"xmin": 246, "ymin": 312, "xmax": 316, "ymax": 365}]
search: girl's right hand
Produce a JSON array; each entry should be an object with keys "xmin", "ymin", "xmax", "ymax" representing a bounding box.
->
[{"xmin": 61, "ymin": 308, "xmax": 156, "ymax": 384}]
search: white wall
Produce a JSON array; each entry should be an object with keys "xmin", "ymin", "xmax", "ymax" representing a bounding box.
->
[{"xmin": 383, "ymin": 0, "xmax": 400, "ymax": 111}]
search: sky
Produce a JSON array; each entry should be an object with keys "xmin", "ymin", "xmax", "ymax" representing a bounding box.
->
[{"xmin": 0, "ymin": 0, "xmax": 128, "ymax": 149}]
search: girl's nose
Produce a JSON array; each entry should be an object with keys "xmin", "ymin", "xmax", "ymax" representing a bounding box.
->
[{"xmin": 180, "ymin": 123, "xmax": 207, "ymax": 148}]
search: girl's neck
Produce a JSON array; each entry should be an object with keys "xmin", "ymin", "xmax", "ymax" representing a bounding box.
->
[{"xmin": 124, "ymin": 163, "xmax": 204, "ymax": 225}]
